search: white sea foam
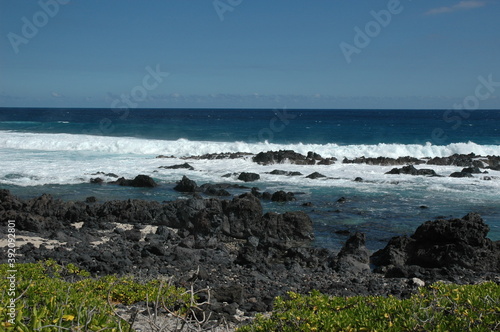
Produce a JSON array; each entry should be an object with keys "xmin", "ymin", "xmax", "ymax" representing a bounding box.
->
[{"xmin": 1, "ymin": 131, "xmax": 499, "ymax": 159}]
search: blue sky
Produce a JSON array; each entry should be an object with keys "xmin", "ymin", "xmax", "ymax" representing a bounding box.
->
[{"xmin": 0, "ymin": 0, "xmax": 499, "ymax": 109}]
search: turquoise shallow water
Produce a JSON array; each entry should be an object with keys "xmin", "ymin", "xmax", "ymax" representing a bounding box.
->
[{"xmin": 0, "ymin": 108, "xmax": 499, "ymax": 250}]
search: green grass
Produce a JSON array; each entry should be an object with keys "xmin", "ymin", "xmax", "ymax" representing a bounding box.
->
[
  {"xmin": 238, "ymin": 282, "xmax": 500, "ymax": 332},
  {"xmin": 0, "ymin": 260, "xmax": 191, "ymax": 331}
]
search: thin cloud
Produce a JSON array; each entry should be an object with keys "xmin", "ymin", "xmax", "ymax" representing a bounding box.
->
[{"xmin": 425, "ymin": 1, "xmax": 487, "ymax": 15}]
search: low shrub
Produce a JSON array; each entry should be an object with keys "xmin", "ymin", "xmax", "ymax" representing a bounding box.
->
[
  {"xmin": 239, "ymin": 281, "xmax": 500, "ymax": 331},
  {"xmin": 0, "ymin": 260, "xmax": 191, "ymax": 331}
]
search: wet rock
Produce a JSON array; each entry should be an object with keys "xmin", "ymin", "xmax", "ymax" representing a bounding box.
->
[
  {"xmin": 427, "ymin": 153, "xmax": 484, "ymax": 168},
  {"xmin": 90, "ymin": 177, "xmax": 104, "ymax": 184},
  {"xmin": 159, "ymin": 162, "xmax": 194, "ymax": 170},
  {"xmin": 91, "ymin": 172, "xmax": 119, "ymax": 178},
  {"xmin": 253, "ymin": 150, "xmax": 336, "ymax": 165},
  {"xmin": 271, "ymin": 191, "xmax": 296, "ymax": 202},
  {"xmin": 253, "ymin": 150, "xmax": 312, "ymax": 165},
  {"xmin": 306, "ymin": 172, "xmax": 326, "ymax": 179},
  {"xmin": 238, "ymin": 172, "xmax": 260, "ymax": 182},
  {"xmin": 307, "ymin": 151, "xmax": 323, "ymax": 160},
  {"xmin": 174, "ymin": 176, "xmax": 198, "ymax": 193},
  {"xmin": 385, "ymin": 165, "xmax": 438, "ymax": 176},
  {"xmin": 199, "ymin": 183, "xmax": 244, "ymax": 197},
  {"xmin": 269, "ymin": 170, "xmax": 303, "ymax": 176},
  {"xmin": 343, "ymin": 156, "xmax": 424, "ymax": 166},
  {"xmin": 184, "ymin": 152, "xmax": 253, "ymax": 160},
  {"xmin": 85, "ymin": 196, "xmax": 97, "ymax": 203},
  {"xmin": 112, "ymin": 175, "xmax": 158, "ymax": 187},
  {"xmin": 449, "ymin": 172, "xmax": 473, "ymax": 178},
  {"xmin": 461, "ymin": 167, "xmax": 486, "ymax": 174}
]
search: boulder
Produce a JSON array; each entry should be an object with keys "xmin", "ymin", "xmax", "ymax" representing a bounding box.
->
[
  {"xmin": 343, "ymin": 156, "xmax": 424, "ymax": 166},
  {"xmin": 449, "ymin": 172, "xmax": 473, "ymax": 178},
  {"xmin": 427, "ymin": 153, "xmax": 484, "ymax": 168},
  {"xmin": 271, "ymin": 190, "xmax": 296, "ymax": 202},
  {"xmin": 174, "ymin": 176, "xmax": 198, "ymax": 193},
  {"xmin": 371, "ymin": 213, "xmax": 500, "ymax": 276},
  {"xmin": 238, "ymin": 172, "xmax": 260, "ymax": 182},
  {"xmin": 269, "ymin": 170, "xmax": 303, "ymax": 176},
  {"xmin": 335, "ymin": 232, "xmax": 371, "ymax": 275},
  {"xmin": 306, "ymin": 172, "xmax": 326, "ymax": 179},
  {"xmin": 222, "ymin": 193, "xmax": 263, "ymax": 239},
  {"xmin": 113, "ymin": 175, "xmax": 158, "ymax": 187},
  {"xmin": 159, "ymin": 162, "xmax": 194, "ymax": 170},
  {"xmin": 385, "ymin": 165, "xmax": 438, "ymax": 176}
]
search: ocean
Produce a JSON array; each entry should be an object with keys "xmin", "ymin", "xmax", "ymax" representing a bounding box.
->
[{"xmin": 1, "ymin": 108, "xmax": 499, "ymax": 250}]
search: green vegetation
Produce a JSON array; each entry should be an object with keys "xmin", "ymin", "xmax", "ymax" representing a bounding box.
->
[
  {"xmin": 2, "ymin": 260, "xmax": 499, "ymax": 331},
  {"xmin": 239, "ymin": 282, "xmax": 500, "ymax": 332},
  {"xmin": 0, "ymin": 260, "xmax": 191, "ymax": 331}
]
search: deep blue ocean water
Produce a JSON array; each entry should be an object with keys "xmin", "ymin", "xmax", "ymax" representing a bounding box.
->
[
  {"xmin": 1, "ymin": 108, "xmax": 499, "ymax": 145},
  {"xmin": 0, "ymin": 108, "xmax": 499, "ymax": 250}
]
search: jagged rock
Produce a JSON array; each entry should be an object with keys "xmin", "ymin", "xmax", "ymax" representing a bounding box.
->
[
  {"xmin": 159, "ymin": 163, "xmax": 194, "ymax": 170},
  {"xmin": 306, "ymin": 172, "xmax": 326, "ymax": 179},
  {"xmin": 91, "ymin": 172, "xmax": 119, "ymax": 178},
  {"xmin": 253, "ymin": 150, "xmax": 336, "ymax": 165},
  {"xmin": 449, "ymin": 172, "xmax": 473, "ymax": 178},
  {"xmin": 85, "ymin": 196, "xmax": 97, "ymax": 203},
  {"xmin": 112, "ymin": 175, "xmax": 158, "ymax": 187},
  {"xmin": 343, "ymin": 156, "xmax": 424, "ymax": 166},
  {"xmin": 462, "ymin": 167, "xmax": 486, "ymax": 174},
  {"xmin": 90, "ymin": 177, "xmax": 104, "ymax": 184},
  {"xmin": 183, "ymin": 152, "xmax": 253, "ymax": 160},
  {"xmin": 254, "ymin": 211, "xmax": 314, "ymax": 245},
  {"xmin": 174, "ymin": 176, "xmax": 198, "ymax": 192},
  {"xmin": 238, "ymin": 172, "xmax": 260, "ymax": 182},
  {"xmin": 199, "ymin": 184, "xmax": 231, "ymax": 196},
  {"xmin": 222, "ymin": 193, "xmax": 263, "ymax": 239},
  {"xmin": 371, "ymin": 213, "xmax": 500, "ymax": 277},
  {"xmin": 385, "ymin": 165, "xmax": 438, "ymax": 176},
  {"xmin": 427, "ymin": 153, "xmax": 484, "ymax": 168},
  {"xmin": 337, "ymin": 197, "xmax": 347, "ymax": 204},
  {"xmin": 271, "ymin": 190, "xmax": 296, "ymax": 202},
  {"xmin": 335, "ymin": 233, "xmax": 371, "ymax": 275},
  {"xmin": 269, "ymin": 170, "xmax": 303, "ymax": 176}
]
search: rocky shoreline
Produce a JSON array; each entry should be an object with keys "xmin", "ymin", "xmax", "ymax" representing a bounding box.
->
[{"xmin": 1, "ymin": 185, "xmax": 499, "ymax": 325}]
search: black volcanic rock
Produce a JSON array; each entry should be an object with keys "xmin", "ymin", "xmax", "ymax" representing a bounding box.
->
[
  {"xmin": 174, "ymin": 175, "xmax": 198, "ymax": 192},
  {"xmin": 306, "ymin": 172, "xmax": 326, "ymax": 179},
  {"xmin": 222, "ymin": 193, "xmax": 263, "ymax": 239},
  {"xmin": 159, "ymin": 162, "xmax": 195, "ymax": 170},
  {"xmin": 461, "ymin": 167, "xmax": 485, "ymax": 174},
  {"xmin": 449, "ymin": 172, "xmax": 473, "ymax": 178},
  {"xmin": 238, "ymin": 172, "xmax": 260, "ymax": 182},
  {"xmin": 385, "ymin": 165, "xmax": 438, "ymax": 176},
  {"xmin": 112, "ymin": 175, "xmax": 158, "ymax": 187},
  {"xmin": 269, "ymin": 170, "xmax": 303, "ymax": 176},
  {"xmin": 427, "ymin": 153, "xmax": 484, "ymax": 168},
  {"xmin": 253, "ymin": 150, "xmax": 336, "ymax": 165},
  {"xmin": 1, "ymin": 188, "xmax": 499, "ymax": 321},
  {"xmin": 90, "ymin": 177, "xmax": 104, "ymax": 184},
  {"xmin": 253, "ymin": 150, "xmax": 311, "ymax": 165},
  {"xmin": 271, "ymin": 190, "xmax": 296, "ymax": 202},
  {"xmin": 372, "ymin": 213, "xmax": 500, "ymax": 277},
  {"xmin": 335, "ymin": 232, "xmax": 371, "ymax": 275},
  {"xmin": 343, "ymin": 156, "xmax": 424, "ymax": 166}
]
